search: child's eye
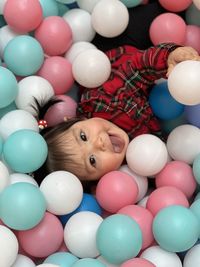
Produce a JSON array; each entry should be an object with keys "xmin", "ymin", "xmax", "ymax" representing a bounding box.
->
[
  {"xmin": 89, "ymin": 155, "xmax": 96, "ymax": 167},
  {"xmin": 80, "ymin": 131, "xmax": 87, "ymax": 141}
]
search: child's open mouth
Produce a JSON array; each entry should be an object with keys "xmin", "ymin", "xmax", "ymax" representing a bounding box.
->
[{"xmin": 109, "ymin": 134, "xmax": 125, "ymax": 153}]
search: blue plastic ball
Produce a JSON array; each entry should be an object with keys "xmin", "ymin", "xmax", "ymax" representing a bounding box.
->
[
  {"xmin": 3, "ymin": 35, "xmax": 44, "ymax": 76},
  {"xmin": 153, "ymin": 205, "xmax": 199, "ymax": 252},
  {"xmin": 184, "ymin": 104, "xmax": 200, "ymax": 128},
  {"xmin": 0, "ymin": 67, "xmax": 18, "ymax": 108},
  {"xmin": 149, "ymin": 81, "xmax": 184, "ymax": 120},
  {"xmin": 96, "ymin": 214, "xmax": 142, "ymax": 264},
  {"xmin": 59, "ymin": 193, "xmax": 102, "ymax": 226},
  {"xmin": 3, "ymin": 129, "xmax": 48, "ymax": 173},
  {"xmin": 71, "ymin": 258, "xmax": 106, "ymax": 267},
  {"xmin": 0, "ymin": 182, "xmax": 46, "ymax": 230},
  {"xmin": 44, "ymin": 252, "xmax": 78, "ymax": 267}
]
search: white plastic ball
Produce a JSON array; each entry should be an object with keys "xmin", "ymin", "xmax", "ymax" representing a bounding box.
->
[
  {"xmin": 193, "ymin": 0, "xmax": 200, "ymax": 10},
  {"xmin": 126, "ymin": 134, "xmax": 168, "ymax": 177},
  {"xmin": 91, "ymin": 0, "xmax": 129, "ymax": 37},
  {"xmin": 137, "ymin": 195, "xmax": 149, "ymax": 208},
  {"xmin": 64, "ymin": 211, "xmax": 103, "ymax": 258},
  {"xmin": 0, "ymin": 110, "xmax": 39, "ymax": 140},
  {"xmin": 72, "ymin": 48, "xmax": 111, "ymax": 88},
  {"xmin": 0, "ymin": 160, "xmax": 10, "ymax": 193},
  {"xmin": 76, "ymin": 0, "xmax": 100, "ymax": 13},
  {"xmin": 0, "ymin": 25, "xmax": 22, "ymax": 58},
  {"xmin": 167, "ymin": 124, "xmax": 200, "ymax": 164},
  {"xmin": 15, "ymin": 76, "xmax": 54, "ymax": 117},
  {"xmin": 64, "ymin": 41, "xmax": 97, "ymax": 63},
  {"xmin": 119, "ymin": 164, "xmax": 148, "ymax": 202},
  {"xmin": 40, "ymin": 171, "xmax": 83, "ymax": 215},
  {"xmin": 140, "ymin": 245, "xmax": 182, "ymax": 267},
  {"xmin": 11, "ymin": 254, "xmax": 36, "ymax": 267},
  {"xmin": 183, "ymin": 244, "xmax": 200, "ymax": 267},
  {"xmin": 63, "ymin": 8, "xmax": 96, "ymax": 42},
  {"xmin": 168, "ymin": 60, "xmax": 200, "ymax": 105},
  {"xmin": 0, "ymin": 225, "xmax": 19, "ymax": 267},
  {"xmin": 9, "ymin": 173, "xmax": 38, "ymax": 187},
  {"xmin": 0, "ymin": 0, "xmax": 6, "ymax": 14}
]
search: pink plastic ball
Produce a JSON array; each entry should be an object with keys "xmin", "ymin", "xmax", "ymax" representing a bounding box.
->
[
  {"xmin": 158, "ymin": 0, "xmax": 192, "ymax": 12},
  {"xmin": 118, "ymin": 205, "xmax": 154, "ymax": 250},
  {"xmin": 121, "ymin": 257, "xmax": 156, "ymax": 267},
  {"xmin": 184, "ymin": 25, "xmax": 200, "ymax": 54},
  {"xmin": 37, "ymin": 56, "xmax": 74, "ymax": 95},
  {"xmin": 17, "ymin": 212, "xmax": 64, "ymax": 258},
  {"xmin": 44, "ymin": 95, "xmax": 77, "ymax": 127},
  {"xmin": 155, "ymin": 160, "xmax": 197, "ymax": 199},
  {"xmin": 149, "ymin": 13, "xmax": 186, "ymax": 45},
  {"xmin": 96, "ymin": 171, "xmax": 138, "ymax": 213},
  {"xmin": 3, "ymin": 0, "xmax": 43, "ymax": 33},
  {"xmin": 146, "ymin": 186, "xmax": 189, "ymax": 216},
  {"xmin": 34, "ymin": 16, "xmax": 72, "ymax": 56},
  {"xmin": 141, "ymin": 0, "xmax": 149, "ymax": 4}
]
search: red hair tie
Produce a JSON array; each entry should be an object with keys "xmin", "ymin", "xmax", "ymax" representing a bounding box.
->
[{"xmin": 38, "ymin": 120, "xmax": 48, "ymax": 130}]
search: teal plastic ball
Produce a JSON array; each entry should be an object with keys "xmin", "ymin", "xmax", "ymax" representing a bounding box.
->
[
  {"xmin": 0, "ymin": 66, "xmax": 18, "ymax": 108},
  {"xmin": 3, "ymin": 35, "xmax": 44, "ymax": 76},
  {"xmin": 96, "ymin": 214, "xmax": 142, "ymax": 264},
  {"xmin": 153, "ymin": 205, "xmax": 199, "ymax": 252},
  {"xmin": 0, "ymin": 182, "xmax": 46, "ymax": 230},
  {"xmin": 3, "ymin": 129, "xmax": 48, "ymax": 173}
]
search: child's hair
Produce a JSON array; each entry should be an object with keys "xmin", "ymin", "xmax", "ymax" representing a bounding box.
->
[{"xmin": 33, "ymin": 97, "xmax": 88, "ymax": 184}]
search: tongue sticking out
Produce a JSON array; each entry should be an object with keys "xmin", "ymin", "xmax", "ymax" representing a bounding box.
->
[{"xmin": 109, "ymin": 135, "xmax": 125, "ymax": 153}]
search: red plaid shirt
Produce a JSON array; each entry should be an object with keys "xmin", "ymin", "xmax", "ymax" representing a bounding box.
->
[{"xmin": 77, "ymin": 43, "xmax": 179, "ymax": 140}]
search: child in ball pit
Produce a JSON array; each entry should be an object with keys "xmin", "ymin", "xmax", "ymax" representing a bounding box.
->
[{"xmin": 34, "ymin": 43, "xmax": 200, "ymax": 187}]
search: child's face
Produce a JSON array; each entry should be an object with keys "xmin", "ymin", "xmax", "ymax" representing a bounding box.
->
[{"xmin": 69, "ymin": 117, "xmax": 129, "ymax": 181}]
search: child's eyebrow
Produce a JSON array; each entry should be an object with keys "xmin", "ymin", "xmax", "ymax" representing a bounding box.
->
[{"xmin": 72, "ymin": 128, "xmax": 81, "ymax": 145}]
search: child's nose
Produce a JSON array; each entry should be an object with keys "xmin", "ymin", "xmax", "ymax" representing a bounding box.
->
[{"xmin": 94, "ymin": 136, "xmax": 106, "ymax": 151}]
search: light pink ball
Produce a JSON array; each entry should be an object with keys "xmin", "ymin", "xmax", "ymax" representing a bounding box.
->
[
  {"xmin": 96, "ymin": 171, "xmax": 138, "ymax": 213},
  {"xmin": 44, "ymin": 95, "xmax": 77, "ymax": 127},
  {"xmin": 121, "ymin": 257, "xmax": 156, "ymax": 267},
  {"xmin": 149, "ymin": 13, "xmax": 186, "ymax": 45},
  {"xmin": 3, "ymin": 0, "xmax": 43, "ymax": 33},
  {"xmin": 37, "ymin": 56, "xmax": 74, "ymax": 95},
  {"xmin": 34, "ymin": 16, "xmax": 72, "ymax": 56},
  {"xmin": 118, "ymin": 205, "xmax": 154, "ymax": 250},
  {"xmin": 184, "ymin": 25, "xmax": 200, "ymax": 54},
  {"xmin": 17, "ymin": 212, "xmax": 64, "ymax": 258},
  {"xmin": 155, "ymin": 160, "xmax": 197, "ymax": 199},
  {"xmin": 158, "ymin": 0, "xmax": 192, "ymax": 12},
  {"xmin": 146, "ymin": 186, "xmax": 189, "ymax": 216}
]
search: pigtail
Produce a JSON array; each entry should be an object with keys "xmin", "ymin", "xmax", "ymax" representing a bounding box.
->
[{"xmin": 32, "ymin": 96, "xmax": 62, "ymax": 121}]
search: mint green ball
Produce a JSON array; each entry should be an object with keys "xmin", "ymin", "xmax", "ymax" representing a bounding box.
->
[
  {"xmin": 153, "ymin": 205, "xmax": 199, "ymax": 252},
  {"xmin": 0, "ymin": 182, "xmax": 46, "ymax": 230},
  {"xmin": 96, "ymin": 214, "xmax": 142, "ymax": 264},
  {"xmin": 4, "ymin": 35, "xmax": 44, "ymax": 76},
  {"xmin": 3, "ymin": 129, "xmax": 48, "ymax": 173}
]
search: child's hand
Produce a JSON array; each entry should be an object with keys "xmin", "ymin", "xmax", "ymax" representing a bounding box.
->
[{"xmin": 167, "ymin": 46, "xmax": 200, "ymax": 77}]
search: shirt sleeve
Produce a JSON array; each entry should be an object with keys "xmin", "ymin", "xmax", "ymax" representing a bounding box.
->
[{"xmin": 120, "ymin": 43, "xmax": 180, "ymax": 84}]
